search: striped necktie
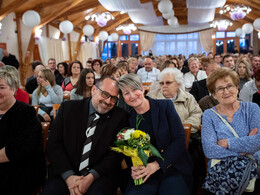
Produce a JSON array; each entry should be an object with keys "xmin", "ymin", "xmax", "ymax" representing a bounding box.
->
[{"xmin": 79, "ymin": 113, "xmax": 100, "ymax": 175}]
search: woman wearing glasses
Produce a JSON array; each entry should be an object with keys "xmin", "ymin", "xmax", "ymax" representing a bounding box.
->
[
  {"xmin": 118, "ymin": 74, "xmax": 193, "ymax": 195},
  {"xmin": 147, "ymin": 68, "xmax": 202, "ymax": 134},
  {"xmin": 202, "ymin": 68, "xmax": 260, "ymax": 194}
]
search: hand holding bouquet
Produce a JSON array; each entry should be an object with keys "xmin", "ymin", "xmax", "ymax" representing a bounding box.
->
[{"xmin": 111, "ymin": 128, "xmax": 163, "ymax": 185}]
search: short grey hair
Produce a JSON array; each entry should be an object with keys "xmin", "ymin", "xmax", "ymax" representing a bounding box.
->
[
  {"xmin": 118, "ymin": 73, "xmax": 143, "ymax": 92},
  {"xmin": 0, "ymin": 65, "xmax": 21, "ymax": 87},
  {"xmin": 0, "ymin": 67, "xmax": 19, "ymax": 89},
  {"xmin": 188, "ymin": 57, "xmax": 199, "ymax": 65},
  {"xmin": 159, "ymin": 67, "xmax": 184, "ymax": 89}
]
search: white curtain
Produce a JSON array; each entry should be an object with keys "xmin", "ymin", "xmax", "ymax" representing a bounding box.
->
[
  {"xmin": 71, "ymin": 42, "xmax": 97, "ymax": 67},
  {"xmin": 98, "ymin": 0, "xmax": 143, "ymax": 11},
  {"xmin": 199, "ymin": 29, "xmax": 213, "ymax": 52},
  {"xmin": 187, "ymin": 0, "xmax": 226, "ymax": 8},
  {"xmin": 188, "ymin": 8, "xmax": 215, "ymax": 24},
  {"xmin": 140, "ymin": 31, "xmax": 155, "ymax": 52},
  {"xmin": 37, "ymin": 37, "xmax": 49, "ymax": 66},
  {"xmin": 128, "ymin": 2, "xmax": 164, "ymax": 25}
]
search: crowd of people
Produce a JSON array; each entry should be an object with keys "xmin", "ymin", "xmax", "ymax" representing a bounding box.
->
[{"xmin": 0, "ymin": 49, "xmax": 260, "ymax": 194}]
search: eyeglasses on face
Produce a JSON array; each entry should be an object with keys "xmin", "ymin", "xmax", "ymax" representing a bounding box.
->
[
  {"xmin": 95, "ymin": 85, "xmax": 118, "ymax": 103},
  {"xmin": 215, "ymin": 84, "xmax": 236, "ymax": 94},
  {"xmin": 159, "ymin": 81, "xmax": 176, "ymax": 86}
]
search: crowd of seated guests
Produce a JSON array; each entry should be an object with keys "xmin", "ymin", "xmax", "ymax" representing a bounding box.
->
[{"xmin": 1, "ymin": 50, "xmax": 259, "ymax": 194}]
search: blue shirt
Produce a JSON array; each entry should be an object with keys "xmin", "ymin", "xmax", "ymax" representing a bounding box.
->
[{"xmin": 201, "ymin": 102, "xmax": 260, "ymax": 164}]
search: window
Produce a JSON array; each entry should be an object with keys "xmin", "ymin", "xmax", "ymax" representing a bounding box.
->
[
  {"xmin": 130, "ymin": 34, "xmax": 139, "ymax": 41},
  {"xmin": 226, "ymin": 32, "xmax": 236, "ymax": 38},
  {"xmin": 120, "ymin": 35, "xmax": 128, "ymax": 41},
  {"xmin": 215, "ymin": 32, "xmax": 225, "ymax": 38}
]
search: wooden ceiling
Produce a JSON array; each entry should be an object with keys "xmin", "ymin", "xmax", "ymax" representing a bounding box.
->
[{"xmin": 0, "ymin": 0, "xmax": 259, "ymax": 35}]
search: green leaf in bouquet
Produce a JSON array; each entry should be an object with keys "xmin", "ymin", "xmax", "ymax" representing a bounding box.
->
[
  {"xmin": 148, "ymin": 145, "xmax": 164, "ymax": 160},
  {"xmin": 138, "ymin": 148, "xmax": 148, "ymax": 166},
  {"xmin": 114, "ymin": 140, "xmax": 125, "ymax": 147}
]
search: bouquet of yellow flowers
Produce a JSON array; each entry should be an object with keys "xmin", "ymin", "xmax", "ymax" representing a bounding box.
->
[{"xmin": 111, "ymin": 128, "xmax": 163, "ymax": 185}]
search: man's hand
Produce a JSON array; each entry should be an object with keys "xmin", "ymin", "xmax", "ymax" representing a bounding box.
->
[
  {"xmin": 42, "ymin": 113, "xmax": 51, "ymax": 122},
  {"xmin": 66, "ymin": 175, "xmax": 83, "ymax": 195},
  {"xmin": 69, "ymin": 173, "xmax": 94, "ymax": 194}
]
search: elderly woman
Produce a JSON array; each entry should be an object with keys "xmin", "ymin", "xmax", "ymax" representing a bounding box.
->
[
  {"xmin": 70, "ymin": 68, "xmax": 95, "ymax": 100},
  {"xmin": 118, "ymin": 73, "xmax": 193, "ymax": 195},
  {"xmin": 32, "ymin": 69, "xmax": 63, "ymax": 122},
  {"xmin": 202, "ymin": 68, "xmax": 260, "ymax": 194},
  {"xmin": 0, "ymin": 69, "xmax": 46, "ymax": 194},
  {"xmin": 183, "ymin": 57, "xmax": 207, "ymax": 91},
  {"xmin": 148, "ymin": 67, "xmax": 202, "ymax": 133}
]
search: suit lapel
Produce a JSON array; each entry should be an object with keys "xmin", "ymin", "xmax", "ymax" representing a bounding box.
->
[{"xmin": 148, "ymin": 97, "xmax": 160, "ymax": 147}]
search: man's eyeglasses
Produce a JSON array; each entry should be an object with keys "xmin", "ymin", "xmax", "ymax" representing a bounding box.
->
[
  {"xmin": 159, "ymin": 81, "xmax": 176, "ymax": 86},
  {"xmin": 96, "ymin": 85, "xmax": 118, "ymax": 103},
  {"xmin": 215, "ymin": 84, "xmax": 236, "ymax": 94}
]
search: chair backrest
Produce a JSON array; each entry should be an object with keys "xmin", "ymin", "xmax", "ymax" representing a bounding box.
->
[
  {"xmin": 33, "ymin": 105, "xmax": 39, "ymax": 116},
  {"xmin": 63, "ymin": 94, "xmax": 70, "ymax": 101},
  {"xmin": 41, "ymin": 122, "xmax": 50, "ymax": 153},
  {"xmin": 183, "ymin": 123, "xmax": 192, "ymax": 149},
  {"xmin": 29, "ymin": 94, "xmax": 32, "ymax": 104},
  {"xmin": 52, "ymin": 104, "xmax": 61, "ymax": 119}
]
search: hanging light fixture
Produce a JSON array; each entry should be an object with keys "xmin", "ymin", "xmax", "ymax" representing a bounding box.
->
[
  {"xmin": 219, "ymin": 4, "xmax": 251, "ymax": 20},
  {"xmin": 116, "ymin": 24, "xmax": 137, "ymax": 35},
  {"xmin": 210, "ymin": 20, "xmax": 233, "ymax": 31},
  {"xmin": 85, "ymin": 12, "xmax": 114, "ymax": 27}
]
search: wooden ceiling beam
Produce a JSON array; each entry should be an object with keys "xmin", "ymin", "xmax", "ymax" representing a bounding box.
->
[
  {"xmin": 36, "ymin": 0, "xmax": 86, "ymax": 28},
  {"xmin": 0, "ymin": 0, "xmax": 28, "ymax": 21}
]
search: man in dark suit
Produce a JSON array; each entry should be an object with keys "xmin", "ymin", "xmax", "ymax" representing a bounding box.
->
[
  {"xmin": 190, "ymin": 62, "xmax": 220, "ymax": 102},
  {"xmin": 42, "ymin": 77, "xmax": 128, "ymax": 195}
]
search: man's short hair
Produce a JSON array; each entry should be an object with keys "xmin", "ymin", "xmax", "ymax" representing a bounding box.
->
[
  {"xmin": 223, "ymin": 54, "xmax": 233, "ymax": 62},
  {"xmin": 32, "ymin": 60, "xmax": 43, "ymax": 70}
]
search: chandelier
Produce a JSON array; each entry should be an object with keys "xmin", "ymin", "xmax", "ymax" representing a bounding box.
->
[
  {"xmin": 85, "ymin": 12, "xmax": 114, "ymax": 27},
  {"xmin": 116, "ymin": 24, "xmax": 137, "ymax": 35},
  {"xmin": 210, "ymin": 20, "xmax": 233, "ymax": 31},
  {"xmin": 219, "ymin": 4, "xmax": 252, "ymax": 20}
]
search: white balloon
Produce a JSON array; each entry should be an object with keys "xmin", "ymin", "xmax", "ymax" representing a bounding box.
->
[
  {"xmin": 242, "ymin": 23, "xmax": 253, "ymax": 34},
  {"xmin": 83, "ymin": 25, "xmax": 94, "ymax": 36},
  {"xmin": 99, "ymin": 31, "xmax": 108, "ymax": 41},
  {"xmin": 162, "ymin": 10, "xmax": 174, "ymax": 20},
  {"xmin": 59, "ymin": 20, "xmax": 73, "ymax": 34},
  {"xmin": 167, "ymin": 17, "xmax": 178, "ymax": 27},
  {"xmin": 111, "ymin": 33, "xmax": 119, "ymax": 41},
  {"xmin": 158, "ymin": 0, "xmax": 173, "ymax": 14},
  {"xmin": 235, "ymin": 28, "xmax": 243, "ymax": 37},
  {"xmin": 22, "ymin": 10, "xmax": 41, "ymax": 28},
  {"xmin": 253, "ymin": 18, "xmax": 260, "ymax": 30}
]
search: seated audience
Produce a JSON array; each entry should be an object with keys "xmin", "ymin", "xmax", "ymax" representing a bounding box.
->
[
  {"xmin": 70, "ymin": 69, "xmax": 95, "ymax": 100},
  {"xmin": 137, "ymin": 57, "xmax": 160, "ymax": 83},
  {"xmin": 1, "ymin": 65, "xmax": 29, "ymax": 103},
  {"xmin": 62, "ymin": 60, "xmax": 83, "ymax": 94},
  {"xmin": 1, "ymin": 49, "xmax": 19, "ymax": 69},
  {"xmin": 100, "ymin": 64, "xmax": 120, "ymax": 80},
  {"xmin": 198, "ymin": 95, "xmax": 219, "ymax": 112},
  {"xmin": 47, "ymin": 58, "xmax": 59, "ymax": 76},
  {"xmin": 171, "ymin": 56, "xmax": 180, "ymax": 69},
  {"xmin": 91, "ymin": 59, "xmax": 103, "ymax": 80},
  {"xmin": 160, "ymin": 60, "xmax": 176, "ymax": 71},
  {"xmin": 239, "ymin": 68, "xmax": 260, "ymax": 102},
  {"xmin": 201, "ymin": 67, "xmax": 260, "ymax": 194},
  {"xmin": 235, "ymin": 60, "xmax": 252, "ymax": 91},
  {"xmin": 25, "ymin": 61, "xmax": 45, "ymax": 94},
  {"xmin": 183, "ymin": 57, "xmax": 207, "ymax": 91},
  {"xmin": 190, "ymin": 62, "xmax": 220, "ymax": 102},
  {"xmin": 118, "ymin": 74, "xmax": 193, "ymax": 195},
  {"xmin": 127, "ymin": 57, "xmax": 138, "ymax": 74},
  {"xmin": 214, "ymin": 54, "xmax": 223, "ymax": 67},
  {"xmin": 253, "ymin": 91, "xmax": 260, "ymax": 107},
  {"xmin": 0, "ymin": 69, "xmax": 46, "ymax": 194},
  {"xmin": 56, "ymin": 62, "xmax": 68, "ymax": 86},
  {"xmin": 117, "ymin": 61, "xmax": 129, "ymax": 76},
  {"xmin": 251, "ymin": 55, "xmax": 260, "ymax": 73},
  {"xmin": 200, "ymin": 57, "xmax": 210, "ymax": 71},
  {"xmin": 148, "ymin": 68, "xmax": 202, "ymax": 133},
  {"xmin": 32, "ymin": 69, "xmax": 63, "ymax": 122},
  {"xmin": 222, "ymin": 54, "xmax": 235, "ymax": 70}
]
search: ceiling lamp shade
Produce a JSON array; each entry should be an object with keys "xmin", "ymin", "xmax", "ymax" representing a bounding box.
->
[
  {"xmin": 59, "ymin": 20, "xmax": 73, "ymax": 34},
  {"xmin": 99, "ymin": 31, "xmax": 108, "ymax": 41},
  {"xmin": 253, "ymin": 18, "xmax": 260, "ymax": 30},
  {"xmin": 22, "ymin": 10, "xmax": 41, "ymax": 28},
  {"xmin": 187, "ymin": 0, "xmax": 226, "ymax": 9},
  {"xmin": 111, "ymin": 33, "xmax": 119, "ymax": 41},
  {"xmin": 96, "ymin": 16, "xmax": 107, "ymax": 27},
  {"xmin": 188, "ymin": 8, "xmax": 215, "ymax": 24},
  {"xmin": 163, "ymin": 10, "xmax": 174, "ymax": 20},
  {"xmin": 235, "ymin": 28, "xmax": 243, "ymax": 37},
  {"xmin": 167, "ymin": 17, "xmax": 178, "ymax": 27},
  {"xmin": 158, "ymin": 0, "xmax": 173, "ymax": 14},
  {"xmin": 230, "ymin": 11, "xmax": 246, "ymax": 20},
  {"xmin": 242, "ymin": 23, "xmax": 253, "ymax": 34},
  {"xmin": 83, "ymin": 25, "xmax": 94, "ymax": 36}
]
